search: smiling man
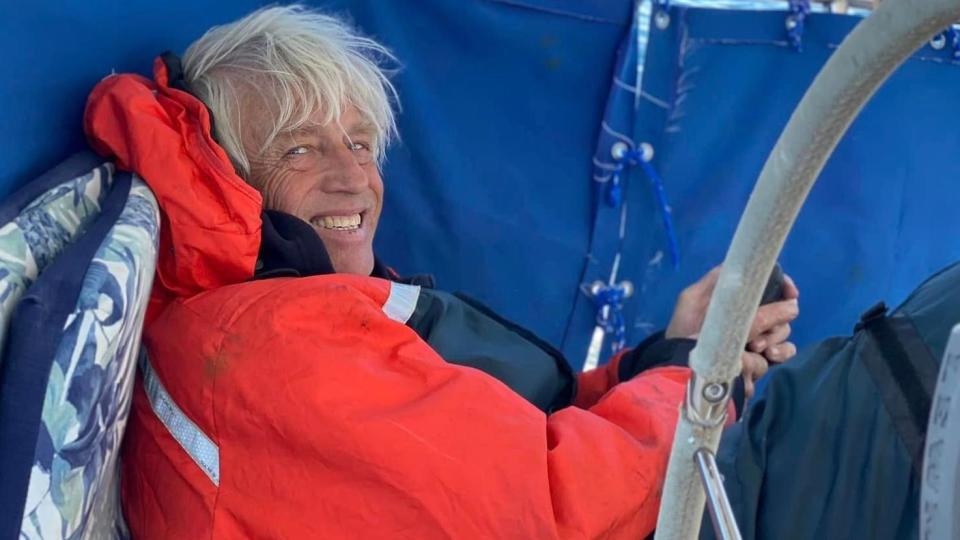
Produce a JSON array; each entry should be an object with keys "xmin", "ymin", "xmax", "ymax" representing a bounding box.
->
[{"xmin": 84, "ymin": 5, "xmax": 799, "ymax": 539}]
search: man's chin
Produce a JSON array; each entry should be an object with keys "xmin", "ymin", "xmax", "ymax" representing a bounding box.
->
[
  {"xmin": 314, "ymin": 224, "xmax": 376, "ymax": 276},
  {"xmin": 329, "ymin": 253, "xmax": 375, "ymax": 276}
]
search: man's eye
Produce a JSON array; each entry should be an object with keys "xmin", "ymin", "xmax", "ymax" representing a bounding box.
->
[
  {"xmin": 285, "ymin": 146, "xmax": 309, "ymax": 156},
  {"xmin": 349, "ymin": 141, "xmax": 374, "ymax": 165},
  {"xmin": 348, "ymin": 142, "xmax": 371, "ymax": 152}
]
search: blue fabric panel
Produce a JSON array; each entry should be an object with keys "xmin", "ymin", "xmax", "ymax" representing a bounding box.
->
[
  {"xmin": 0, "ymin": 173, "xmax": 131, "ymax": 538},
  {"xmin": 612, "ymin": 7, "xmax": 960, "ymax": 357},
  {"xmin": 486, "ymin": 0, "xmax": 632, "ymax": 23},
  {"xmin": 324, "ymin": 0, "xmax": 633, "ymax": 353}
]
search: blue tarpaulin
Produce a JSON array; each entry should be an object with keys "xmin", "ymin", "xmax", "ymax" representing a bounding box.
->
[
  {"xmin": 594, "ymin": 3, "xmax": 960, "ymax": 367},
  {"xmin": 2, "ymin": 0, "xmax": 959, "ymax": 369}
]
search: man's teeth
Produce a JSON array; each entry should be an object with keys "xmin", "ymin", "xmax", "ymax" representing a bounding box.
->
[{"xmin": 315, "ymin": 214, "xmax": 362, "ymax": 230}]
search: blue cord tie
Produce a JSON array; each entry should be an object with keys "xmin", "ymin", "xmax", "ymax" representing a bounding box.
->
[
  {"xmin": 608, "ymin": 147, "xmax": 680, "ymax": 268},
  {"xmin": 591, "ymin": 282, "xmax": 631, "ymax": 355},
  {"xmin": 786, "ymin": 0, "xmax": 811, "ymax": 52},
  {"xmin": 607, "ymin": 160, "xmax": 625, "ymax": 207}
]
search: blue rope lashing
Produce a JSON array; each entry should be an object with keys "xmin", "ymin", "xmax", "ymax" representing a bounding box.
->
[
  {"xmin": 608, "ymin": 146, "xmax": 680, "ymax": 269},
  {"xmin": 786, "ymin": 0, "xmax": 811, "ymax": 52},
  {"xmin": 607, "ymin": 161, "xmax": 625, "ymax": 207},
  {"xmin": 637, "ymin": 158, "xmax": 681, "ymax": 269},
  {"xmin": 591, "ymin": 282, "xmax": 631, "ymax": 354}
]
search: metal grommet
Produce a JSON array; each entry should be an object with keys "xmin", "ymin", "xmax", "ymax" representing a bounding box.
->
[
  {"xmin": 588, "ymin": 280, "xmax": 605, "ymax": 297},
  {"xmin": 611, "ymin": 141, "xmax": 629, "ymax": 160},
  {"xmin": 931, "ymin": 33, "xmax": 947, "ymax": 50},
  {"xmin": 702, "ymin": 382, "xmax": 728, "ymax": 403},
  {"xmin": 654, "ymin": 10, "xmax": 670, "ymax": 30},
  {"xmin": 784, "ymin": 15, "xmax": 799, "ymax": 31},
  {"xmin": 639, "ymin": 142, "xmax": 655, "ymax": 162}
]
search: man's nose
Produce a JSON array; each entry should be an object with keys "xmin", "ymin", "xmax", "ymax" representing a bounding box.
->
[{"xmin": 322, "ymin": 148, "xmax": 367, "ymax": 193}]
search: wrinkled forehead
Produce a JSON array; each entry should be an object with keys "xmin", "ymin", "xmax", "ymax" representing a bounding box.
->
[
  {"xmin": 234, "ymin": 80, "xmax": 376, "ymax": 153},
  {"xmin": 279, "ymin": 110, "xmax": 378, "ymax": 141}
]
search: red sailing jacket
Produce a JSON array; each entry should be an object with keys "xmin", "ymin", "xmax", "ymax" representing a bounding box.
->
[{"xmin": 85, "ymin": 58, "xmax": 694, "ymax": 540}]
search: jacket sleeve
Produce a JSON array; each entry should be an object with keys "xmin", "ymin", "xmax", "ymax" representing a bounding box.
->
[
  {"xmin": 573, "ymin": 349, "xmax": 627, "ymax": 409},
  {"xmin": 208, "ymin": 278, "xmax": 691, "ymax": 539},
  {"xmin": 575, "ymin": 332, "xmax": 696, "ymax": 409}
]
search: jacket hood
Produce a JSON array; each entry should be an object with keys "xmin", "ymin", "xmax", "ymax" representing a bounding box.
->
[{"xmin": 84, "ymin": 57, "xmax": 263, "ymax": 310}]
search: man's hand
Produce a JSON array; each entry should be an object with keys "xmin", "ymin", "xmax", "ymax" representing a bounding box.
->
[{"xmin": 665, "ymin": 266, "xmax": 800, "ymax": 398}]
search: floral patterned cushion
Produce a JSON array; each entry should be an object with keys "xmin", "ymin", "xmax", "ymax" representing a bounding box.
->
[
  {"xmin": 0, "ymin": 159, "xmax": 159, "ymax": 540},
  {"xmin": 0, "ymin": 160, "xmax": 115, "ymax": 362},
  {"xmin": 20, "ymin": 177, "xmax": 158, "ymax": 539}
]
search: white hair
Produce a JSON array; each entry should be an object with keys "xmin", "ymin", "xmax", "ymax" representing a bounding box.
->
[{"xmin": 182, "ymin": 4, "xmax": 398, "ymax": 178}]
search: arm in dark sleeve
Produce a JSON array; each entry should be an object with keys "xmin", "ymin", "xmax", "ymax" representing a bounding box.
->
[{"xmin": 579, "ymin": 332, "xmax": 745, "ymax": 416}]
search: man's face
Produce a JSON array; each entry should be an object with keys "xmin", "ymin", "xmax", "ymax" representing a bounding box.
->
[{"xmin": 247, "ymin": 106, "xmax": 383, "ymax": 275}]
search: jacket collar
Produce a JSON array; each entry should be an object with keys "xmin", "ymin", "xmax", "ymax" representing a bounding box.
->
[{"xmin": 255, "ymin": 209, "xmax": 434, "ymax": 288}]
